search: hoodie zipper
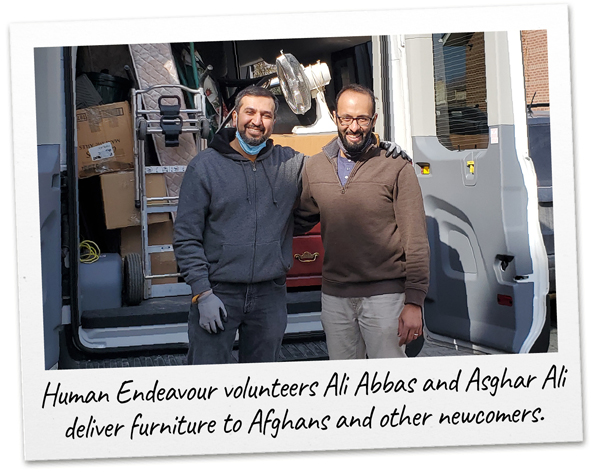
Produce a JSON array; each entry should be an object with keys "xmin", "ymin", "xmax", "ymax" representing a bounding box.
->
[{"xmin": 250, "ymin": 160, "xmax": 258, "ymax": 283}]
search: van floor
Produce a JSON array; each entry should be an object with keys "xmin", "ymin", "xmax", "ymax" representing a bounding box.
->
[
  {"xmin": 65, "ymin": 338, "xmax": 329, "ymax": 369},
  {"xmin": 59, "ymin": 327, "xmax": 557, "ymax": 369},
  {"xmin": 80, "ymin": 292, "xmax": 322, "ymax": 329}
]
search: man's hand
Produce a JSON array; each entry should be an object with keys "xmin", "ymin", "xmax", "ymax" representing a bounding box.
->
[
  {"xmin": 196, "ymin": 291, "xmax": 228, "ymax": 333},
  {"xmin": 397, "ymin": 303, "xmax": 423, "ymax": 346},
  {"xmin": 380, "ymin": 140, "xmax": 412, "ymax": 162}
]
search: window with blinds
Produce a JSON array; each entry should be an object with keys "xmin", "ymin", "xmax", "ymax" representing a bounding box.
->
[{"xmin": 432, "ymin": 32, "xmax": 489, "ymax": 151}]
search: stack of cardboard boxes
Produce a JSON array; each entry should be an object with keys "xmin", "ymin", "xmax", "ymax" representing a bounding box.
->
[{"xmin": 77, "ymin": 101, "xmax": 178, "ymax": 287}]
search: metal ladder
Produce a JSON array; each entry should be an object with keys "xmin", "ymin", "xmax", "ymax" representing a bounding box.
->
[{"xmin": 127, "ymin": 81, "xmax": 211, "ymax": 303}]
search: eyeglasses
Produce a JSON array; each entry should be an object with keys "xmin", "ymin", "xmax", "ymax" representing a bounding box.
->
[{"xmin": 336, "ymin": 115, "xmax": 375, "ymax": 127}]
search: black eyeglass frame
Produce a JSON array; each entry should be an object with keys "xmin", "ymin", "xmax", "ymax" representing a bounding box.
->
[{"xmin": 335, "ymin": 114, "xmax": 376, "ymax": 128}]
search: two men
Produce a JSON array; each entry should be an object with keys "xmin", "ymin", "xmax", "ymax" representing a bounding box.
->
[
  {"xmin": 174, "ymin": 83, "xmax": 428, "ymax": 365},
  {"xmin": 295, "ymin": 84, "xmax": 430, "ymax": 359}
]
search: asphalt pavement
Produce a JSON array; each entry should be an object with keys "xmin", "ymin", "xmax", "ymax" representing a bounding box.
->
[
  {"xmin": 418, "ymin": 326, "xmax": 558, "ymax": 357},
  {"xmin": 64, "ymin": 321, "xmax": 558, "ymax": 368}
]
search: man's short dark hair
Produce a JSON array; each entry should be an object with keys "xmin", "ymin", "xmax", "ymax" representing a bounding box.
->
[
  {"xmin": 234, "ymin": 85, "xmax": 279, "ymax": 118},
  {"xmin": 335, "ymin": 84, "xmax": 376, "ymax": 116}
]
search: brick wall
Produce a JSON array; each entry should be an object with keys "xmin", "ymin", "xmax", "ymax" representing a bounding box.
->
[
  {"xmin": 521, "ymin": 30, "xmax": 550, "ymax": 110},
  {"xmin": 465, "ymin": 32, "xmax": 487, "ymax": 112}
]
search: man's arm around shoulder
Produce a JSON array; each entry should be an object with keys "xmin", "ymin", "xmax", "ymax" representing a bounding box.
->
[{"xmin": 293, "ymin": 154, "xmax": 321, "ymax": 235}]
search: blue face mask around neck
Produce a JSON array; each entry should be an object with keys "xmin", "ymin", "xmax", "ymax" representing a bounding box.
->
[{"xmin": 236, "ymin": 130, "xmax": 267, "ymax": 155}]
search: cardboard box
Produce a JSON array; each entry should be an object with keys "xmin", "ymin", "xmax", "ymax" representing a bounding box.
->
[
  {"xmin": 120, "ymin": 221, "xmax": 178, "ymax": 284},
  {"xmin": 271, "ymin": 134, "xmax": 337, "ymax": 156},
  {"xmin": 100, "ymin": 171, "xmax": 170, "ymax": 229},
  {"xmin": 77, "ymin": 101, "xmax": 135, "ymax": 178},
  {"xmin": 449, "ymin": 133, "xmax": 489, "ymax": 151}
]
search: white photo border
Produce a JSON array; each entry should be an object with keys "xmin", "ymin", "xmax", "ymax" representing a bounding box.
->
[{"xmin": 10, "ymin": 4, "xmax": 582, "ymax": 462}]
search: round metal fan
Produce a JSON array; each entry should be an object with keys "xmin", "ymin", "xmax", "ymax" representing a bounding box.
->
[{"xmin": 275, "ymin": 52, "xmax": 337, "ymax": 134}]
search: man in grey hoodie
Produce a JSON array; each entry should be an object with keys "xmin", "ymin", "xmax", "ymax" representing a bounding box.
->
[
  {"xmin": 174, "ymin": 85, "xmax": 405, "ymax": 365},
  {"xmin": 173, "ymin": 86, "xmax": 302, "ymax": 365}
]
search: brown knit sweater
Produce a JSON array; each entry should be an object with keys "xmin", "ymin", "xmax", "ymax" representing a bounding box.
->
[{"xmin": 294, "ymin": 138, "xmax": 430, "ymax": 307}]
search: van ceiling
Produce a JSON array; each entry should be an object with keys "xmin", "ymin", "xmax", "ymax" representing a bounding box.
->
[{"xmin": 234, "ymin": 36, "xmax": 372, "ymax": 67}]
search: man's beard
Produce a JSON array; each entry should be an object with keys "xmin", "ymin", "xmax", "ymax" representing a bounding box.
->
[
  {"xmin": 238, "ymin": 124, "xmax": 267, "ymax": 146},
  {"xmin": 338, "ymin": 129, "xmax": 369, "ymax": 154}
]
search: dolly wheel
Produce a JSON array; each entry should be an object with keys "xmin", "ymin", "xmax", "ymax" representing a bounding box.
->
[
  {"xmin": 137, "ymin": 118, "xmax": 148, "ymax": 141},
  {"xmin": 200, "ymin": 118, "xmax": 210, "ymax": 140},
  {"xmin": 123, "ymin": 253, "xmax": 144, "ymax": 306}
]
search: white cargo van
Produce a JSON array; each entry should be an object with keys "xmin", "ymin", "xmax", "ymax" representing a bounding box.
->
[{"xmin": 33, "ymin": 31, "xmax": 552, "ymax": 369}]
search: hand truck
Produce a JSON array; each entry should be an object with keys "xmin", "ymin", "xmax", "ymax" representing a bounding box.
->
[{"xmin": 123, "ymin": 77, "xmax": 211, "ymax": 305}]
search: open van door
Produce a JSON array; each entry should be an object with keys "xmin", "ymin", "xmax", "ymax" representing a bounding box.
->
[{"xmin": 384, "ymin": 32, "xmax": 549, "ymax": 353}]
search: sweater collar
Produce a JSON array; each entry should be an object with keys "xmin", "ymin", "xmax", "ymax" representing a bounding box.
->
[{"xmin": 322, "ymin": 133, "xmax": 380, "ymax": 162}]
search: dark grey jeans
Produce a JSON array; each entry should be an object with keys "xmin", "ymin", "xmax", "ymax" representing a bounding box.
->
[{"xmin": 187, "ymin": 278, "xmax": 288, "ymax": 365}]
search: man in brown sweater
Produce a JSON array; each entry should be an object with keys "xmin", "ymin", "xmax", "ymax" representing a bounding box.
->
[{"xmin": 295, "ymin": 84, "xmax": 430, "ymax": 359}]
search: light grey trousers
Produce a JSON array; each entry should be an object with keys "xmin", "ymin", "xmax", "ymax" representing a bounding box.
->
[{"xmin": 321, "ymin": 292, "xmax": 407, "ymax": 360}]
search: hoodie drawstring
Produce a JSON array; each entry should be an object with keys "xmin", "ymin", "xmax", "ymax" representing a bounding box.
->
[
  {"xmin": 239, "ymin": 162, "xmax": 251, "ymax": 203},
  {"xmin": 260, "ymin": 161, "xmax": 278, "ymax": 207},
  {"xmin": 239, "ymin": 160, "xmax": 277, "ymax": 206}
]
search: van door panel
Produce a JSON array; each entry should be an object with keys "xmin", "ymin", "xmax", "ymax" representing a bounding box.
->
[{"xmin": 405, "ymin": 32, "xmax": 545, "ymax": 353}]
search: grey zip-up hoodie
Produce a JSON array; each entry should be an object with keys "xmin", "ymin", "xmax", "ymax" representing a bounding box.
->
[{"xmin": 173, "ymin": 128, "xmax": 306, "ymax": 297}]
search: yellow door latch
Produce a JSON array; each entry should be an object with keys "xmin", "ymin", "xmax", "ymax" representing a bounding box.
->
[
  {"xmin": 416, "ymin": 162, "xmax": 430, "ymax": 175},
  {"xmin": 467, "ymin": 160, "xmax": 475, "ymax": 174}
]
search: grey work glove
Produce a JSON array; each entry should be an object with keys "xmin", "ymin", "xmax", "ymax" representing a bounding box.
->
[
  {"xmin": 380, "ymin": 140, "xmax": 412, "ymax": 162},
  {"xmin": 196, "ymin": 291, "xmax": 228, "ymax": 333}
]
